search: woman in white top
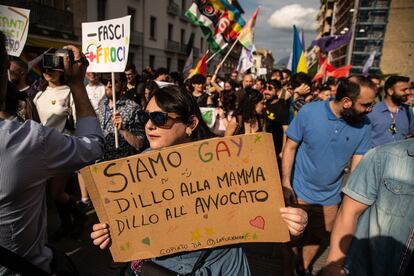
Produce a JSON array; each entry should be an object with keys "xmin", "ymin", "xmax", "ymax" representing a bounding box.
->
[
  {"xmin": 34, "ymin": 66, "xmax": 85, "ymax": 240},
  {"xmin": 34, "ymin": 68, "xmax": 74, "ymax": 134}
]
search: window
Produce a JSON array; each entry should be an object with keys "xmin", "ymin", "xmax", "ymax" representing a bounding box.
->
[
  {"xmin": 200, "ymin": 37, "xmax": 204, "ymax": 52},
  {"xmin": 167, "ymin": 58, "xmax": 172, "ymax": 72},
  {"xmin": 149, "ymin": 55, "xmax": 155, "ymax": 69},
  {"xmin": 181, "ymin": 0, "xmax": 187, "ymax": 11},
  {"xmin": 150, "ymin": 16, "xmax": 157, "ymax": 40},
  {"xmin": 97, "ymin": 0, "xmax": 107, "ymax": 21},
  {"xmin": 128, "ymin": 52, "xmax": 135, "ymax": 66},
  {"xmin": 128, "ymin": 7, "xmax": 136, "ymax": 31},
  {"xmin": 180, "ymin": 29, "xmax": 186, "ymax": 44},
  {"xmin": 168, "ymin": 23, "xmax": 173, "ymax": 41}
]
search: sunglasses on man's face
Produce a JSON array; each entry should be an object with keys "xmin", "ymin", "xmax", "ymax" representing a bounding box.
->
[
  {"xmin": 266, "ymin": 85, "xmax": 275, "ymax": 90},
  {"xmin": 144, "ymin": 111, "xmax": 180, "ymax": 127}
]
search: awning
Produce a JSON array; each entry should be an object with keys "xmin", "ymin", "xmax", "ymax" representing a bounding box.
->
[{"xmin": 26, "ymin": 34, "xmax": 81, "ymax": 49}]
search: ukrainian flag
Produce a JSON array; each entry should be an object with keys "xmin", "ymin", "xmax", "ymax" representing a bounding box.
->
[{"xmin": 292, "ymin": 25, "xmax": 308, "ymax": 74}]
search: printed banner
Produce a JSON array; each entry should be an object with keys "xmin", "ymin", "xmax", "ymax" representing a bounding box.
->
[
  {"xmin": 81, "ymin": 133, "xmax": 290, "ymax": 262},
  {"xmin": 82, "ymin": 16, "xmax": 131, "ymax": 72},
  {"xmin": 0, "ymin": 4, "xmax": 30, "ymax": 57},
  {"xmin": 200, "ymin": 107, "xmax": 218, "ymax": 128}
]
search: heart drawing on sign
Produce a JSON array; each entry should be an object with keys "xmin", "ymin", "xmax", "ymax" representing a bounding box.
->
[
  {"xmin": 142, "ymin": 237, "xmax": 150, "ymax": 246},
  {"xmin": 249, "ymin": 216, "xmax": 265, "ymax": 230}
]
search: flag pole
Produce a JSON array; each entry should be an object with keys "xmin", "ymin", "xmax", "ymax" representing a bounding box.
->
[
  {"xmin": 111, "ymin": 72, "xmax": 119, "ymax": 149},
  {"xmin": 214, "ymin": 39, "xmax": 239, "ymax": 75},
  {"xmin": 206, "ymin": 50, "xmax": 220, "ymax": 64}
]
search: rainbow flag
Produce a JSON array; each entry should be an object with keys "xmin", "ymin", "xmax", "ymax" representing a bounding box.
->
[
  {"xmin": 185, "ymin": 0, "xmax": 246, "ymax": 53},
  {"xmin": 292, "ymin": 25, "xmax": 308, "ymax": 74},
  {"xmin": 238, "ymin": 7, "xmax": 259, "ymax": 50},
  {"xmin": 190, "ymin": 51, "xmax": 207, "ymax": 77}
]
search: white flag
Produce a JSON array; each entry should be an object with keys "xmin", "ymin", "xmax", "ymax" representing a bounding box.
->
[
  {"xmin": 237, "ymin": 45, "xmax": 255, "ymax": 74},
  {"xmin": 362, "ymin": 50, "xmax": 376, "ymax": 76},
  {"xmin": 183, "ymin": 48, "xmax": 194, "ymax": 78}
]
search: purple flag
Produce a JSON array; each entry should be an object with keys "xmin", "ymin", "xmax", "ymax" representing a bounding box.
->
[{"xmin": 311, "ymin": 31, "xmax": 352, "ymax": 53}]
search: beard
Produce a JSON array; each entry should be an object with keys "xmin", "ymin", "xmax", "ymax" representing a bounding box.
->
[
  {"xmin": 391, "ymin": 93, "xmax": 408, "ymax": 105},
  {"xmin": 340, "ymin": 106, "xmax": 367, "ymax": 126}
]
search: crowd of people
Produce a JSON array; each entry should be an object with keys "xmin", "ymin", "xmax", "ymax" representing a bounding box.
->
[{"xmin": 1, "ymin": 27, "xmax": 413, "ymax": 276}]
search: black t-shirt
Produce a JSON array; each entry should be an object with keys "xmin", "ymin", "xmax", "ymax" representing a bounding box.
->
[
  {"xmin": 193, "ymin": 93, "xmax": 209, "ymax": 107},
  {"xmin": 124, "ymin": 87, "xmax": 141, "ymax": 105},
  {"xmin": 263, "ymin": 98, "xmax": 290, "ymax": 156}
]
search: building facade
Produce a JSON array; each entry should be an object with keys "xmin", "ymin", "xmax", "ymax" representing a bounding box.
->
[
  {"xmin": 86, "ymin": 0, "xmax": 205, "ymax": 72},
  {"xmin": 253, "ymin": 48, "xmax": 274, "ymax": 77},
  {"xmin": 5, "ymin": 0, "xmax": 207, "ymax": 74},
  {"xmin": 380, "ymin": 0, "xmax": 414, "ymax": 80},
  {"xmin": 330, "ymin": 0, "xmax": 392, "ymax": 75},
  {"xmin": 316, "ymin": 0, "xmax": 335, "ymax": 39}
]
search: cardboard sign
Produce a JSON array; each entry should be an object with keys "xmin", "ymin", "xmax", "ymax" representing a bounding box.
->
[
  {"xmin": 200, "ymin": 107, "xmax": 218, "ymax": 128},
  {"xmin": 82, "ymin": 16, "xmax": 131, "ymax": 72},
  {"xmin": 0, "ymin": 4, "xmax": 30, "ymax": 56},
  {"xmin": 81, "ymin": 133, "xmax": 289, "ymax": 262}
]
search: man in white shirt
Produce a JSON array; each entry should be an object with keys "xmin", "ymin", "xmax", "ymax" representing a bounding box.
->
[{"xmin": 85, "ymin": 72, "xmax": 105, "ymax": 113}]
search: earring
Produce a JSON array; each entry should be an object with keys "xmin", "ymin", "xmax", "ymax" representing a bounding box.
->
[{"xmin": 186, "ymin": 128, "xmax": 192, "ymax": 136}]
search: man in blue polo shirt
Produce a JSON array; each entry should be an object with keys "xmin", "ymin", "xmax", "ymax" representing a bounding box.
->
[
  {"xmin": 281, "ymin": 76, "xmax": 376, "ymax": 275},
  {"xmin": 367, "ymin": 75, "xmax": 413, "ymax": 148}
]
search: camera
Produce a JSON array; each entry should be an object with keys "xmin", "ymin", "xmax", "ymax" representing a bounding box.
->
[{"xmin": 42, "ymin": 49, "xmax": 74, "ymax": 71}]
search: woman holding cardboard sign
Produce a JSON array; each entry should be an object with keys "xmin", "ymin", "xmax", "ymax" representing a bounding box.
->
[{"xmin": 91, "ymin": 85, "xmax": 308, "ymax": 275}]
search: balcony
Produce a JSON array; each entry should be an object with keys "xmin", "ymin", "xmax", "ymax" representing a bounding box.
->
[
  {"xmin": 180, "ymin": 10, "xmax": 191, "ymax": 22},
  {"xmin": 360, "ymin": 0, "xmax": 389, "ymax": 9},
  {"xmin": 358, "ymin": 17, "xmax": 387, "ymax": 25},
  {"xmin": 165, "ymin": 40, "xmax": 180, "ymax": 53},
  {"xmin": 167, "ymin": 1, "xmax": 180, "ymax": 16},
  {"xmin": 2, "ymin": 0, "xmax": 74, "ymax": 34},
  {"xmin": 130, "ymin": 31, "xmax": 144, "ymax": 46}
]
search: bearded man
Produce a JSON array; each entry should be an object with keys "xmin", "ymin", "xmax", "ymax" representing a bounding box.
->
[
  {"xmin": 281, "ymin": 76, "xmax": 376, "ymax": 275},
  {"xmin": 368, "ymin": 75, "xmax": 413, "ymax": 147}
]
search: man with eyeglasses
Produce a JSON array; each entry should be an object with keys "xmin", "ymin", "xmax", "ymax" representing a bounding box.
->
[
  {"xmin": 281, "ymin": 76, "xmax": 376, "ymax": 275},
  {"xmin": 97, "ymin": 73, "xmax": 148, "ymax": 161},
  {"xmin": 368, "ymin": 75, "xmax": 414, "ymax": 148}
]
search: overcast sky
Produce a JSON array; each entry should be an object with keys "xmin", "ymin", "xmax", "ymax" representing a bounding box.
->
[{"xmin": 239, "ymin": 0, "xmax": 320, "ymax": 65}]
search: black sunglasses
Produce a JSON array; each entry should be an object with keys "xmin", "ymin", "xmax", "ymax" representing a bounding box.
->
[
  {"xmin": 144, "ymin": 111, "xmax": 180, "ymax": 127},
  {"xmin": 266, "ymin": 85, "xmax": 275, "ymax": 90}
]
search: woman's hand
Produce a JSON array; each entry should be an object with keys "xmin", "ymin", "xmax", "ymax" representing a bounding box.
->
[
  {"xmin": 280, "ymin": 207, "xmax": 308, "ymax": 237},
  {"xmin": 91, "ymin": 223, "xmax": 111, "ymax": 250}
]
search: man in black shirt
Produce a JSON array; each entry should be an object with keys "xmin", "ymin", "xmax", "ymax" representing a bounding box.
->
[{"xmin": 263, "ymin": 79, "xmax": 290, "ymax": 170}]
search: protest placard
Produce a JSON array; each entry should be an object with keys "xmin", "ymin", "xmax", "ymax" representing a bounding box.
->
[
  {"xmin": 81, "ymin": 133, "xmax": 290, "ymax": 262},
  {"xmin": 82, "ymin": 16, "xmax": 131, "ymax": 72},
  {"xmin": 0, "ymin": 4, "xmax": 30, "ymax": 57}
]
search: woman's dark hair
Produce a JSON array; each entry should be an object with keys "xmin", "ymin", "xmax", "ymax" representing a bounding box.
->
[
  {"xmin": 225, "ymin": 79, "xmax": 238, "ymax": 90},
  {"xmin": 290, "ymin": 72, "xmax": 312, "ymax": 89},
  {"xmin": 149, "ymin": 85, "xmax": 215, "ymax": 141},
  {"xmin": 191, "ymin": 74, "xmax": 206, "ymax": 85},
  {"xmin": 220, "ymin": 91, "xmax": 236, "ymax": 115},
  {"xmin": 235, "ymin": 88, "xmax": 263, "ymax": 122}
]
